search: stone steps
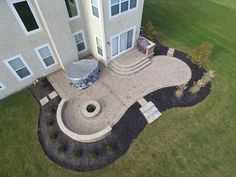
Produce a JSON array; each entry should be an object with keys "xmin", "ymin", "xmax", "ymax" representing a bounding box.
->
[
  {"xmin": 139, "ymin": 101, "xmax": 161, "ymax": 124},
  {"xmin": 167, "ymin": 48, "xmax": 175, "ymax": 57},
  {"xmin": 108, "ymin": 53, "xmax": 153, "ymax": 75}
]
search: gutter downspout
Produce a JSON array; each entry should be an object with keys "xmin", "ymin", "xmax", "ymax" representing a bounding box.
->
[{"xmin": 34, "ymin": 0, "xmax": 65, "ymax": 70}]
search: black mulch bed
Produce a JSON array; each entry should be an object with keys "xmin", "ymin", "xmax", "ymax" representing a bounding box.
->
[
  {"xmin": 154, "ymin": 39, "xmax": 169, "ymax": 56},
  {"xmin": 29, "ymin": 82, "xmax": 146, "ymax": 171},
  {"xmin": 28, "ymin": 41, "xmax": 212, "ymax": 172}
]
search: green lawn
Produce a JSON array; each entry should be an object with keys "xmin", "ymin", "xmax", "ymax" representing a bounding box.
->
[{"xmin": 1, "ymin": 0, "xmax": 236, "ymax": 176}]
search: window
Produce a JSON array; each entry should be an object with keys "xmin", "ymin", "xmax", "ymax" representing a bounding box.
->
[
  {"xmin": 74, "ymin": 31, "xmax": 86, "ymax": 53},
  {"xmin": 4, "ymin": 55, "xmax": 33, "ymax": 81},
  {"xmin": 64, "ymin": 0, "xmax": 80, "ymax": 19},
  {"xmin": 130, "ymin": 0, "xmax": 137, "ymax": 9},
  {"xmin": 8, "ymin": 0, "xmax": 42, "ymax": 35},
  {"xmin": 111, "ymin": 28, "xmax": 134, "ymax": 57},
  {"xmin": 96, "ymin": 36, "xmax": 103, "ymax": 57},
  {"xmin": 110, "ymin": 0, "xmax": 137, "ymax": 17},
  {"xmin": 0, "ymin": 82, "xmax": 6, "ymax": 91},
  {"xmin": 35, "ymin": 44, "xmax": 57, "ymax": 69},
  {"xmin": 91, "ymin": 0, "xmax": 99, "ymax": 18}
]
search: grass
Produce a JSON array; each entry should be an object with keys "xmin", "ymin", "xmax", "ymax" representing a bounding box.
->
[{"xmin": 1, "ymin": 0, "xmax": 236, "ymax": 176}]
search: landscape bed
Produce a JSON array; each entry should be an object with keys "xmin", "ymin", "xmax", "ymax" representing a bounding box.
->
[{"xmin": 29, "ymin": 42, "xmax": 212, "ymax": 171}]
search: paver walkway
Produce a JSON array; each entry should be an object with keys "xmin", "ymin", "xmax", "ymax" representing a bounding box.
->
[{"xmin": 48, "ymin": 56, "xmax": 192, "ymax": 134}]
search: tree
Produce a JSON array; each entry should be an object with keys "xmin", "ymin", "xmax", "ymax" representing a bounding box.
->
[{"xmin": 190, "ymin": 42, "xmax": 214, "ymax": 66}]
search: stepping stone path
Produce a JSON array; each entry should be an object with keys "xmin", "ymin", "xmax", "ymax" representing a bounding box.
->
[
  {"xmin": 48, "ymin": 91, "xmax": 58, "ymax": 99},
  {"xmin": 167, "ymin": 48, "xmax": 175, "ymax": 57},
  {"xmin": 138, "ymin": 98, "xmax": 161, "ymax": 124},
  {"xmin": 40, "ymin": 96, "xmax": 49, "ymax": 106}
]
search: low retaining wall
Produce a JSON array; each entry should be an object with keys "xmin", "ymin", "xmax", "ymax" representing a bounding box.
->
[{"xmin": 56, "ymin": 99, "xmax": 112, "ymax": 143}]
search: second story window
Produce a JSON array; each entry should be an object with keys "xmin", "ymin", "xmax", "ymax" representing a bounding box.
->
[
  {"xmin": 111, "ymin": 0, "xmax": 137, "ymax": 17},
  {"xmin": 64, "ymin": 0, "xmax": 80, "ymax": 19},
  {"xmin": 35, "ymin": 44, "xmax": 57, "ymax": 69},
  {"xmin": 74, "ymin": 31, "xmax": 87, "ymax": 53},
  {"xmin": 8, "ymin": 0, "xmax": 42, "ymax": 36},
  {"xmin": 4, "ymin": 55, "xmax": 33, "ymax": 81},
  {"xmin": 96, "ymin": 36, "xmax": 103, "ymax": 57},
  {"xmin": 91, "ymin": 0, "xmax": 99, "ymax": 18}
]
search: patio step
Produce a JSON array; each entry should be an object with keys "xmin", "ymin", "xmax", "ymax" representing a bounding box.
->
[
  {"xmin": 109, "ymin": 60, "xmax": 151, "ymax": 75},
  {"xmin": 167, "ymin": 48, "xmax": 175, "ymax": 57},
  {"xmin": 109, "ymin": 54, "xmax": 153, "ymax": 75},
  {"xmin": 139, "ymin": 101, "xmax": 161, "ymax": 124}
]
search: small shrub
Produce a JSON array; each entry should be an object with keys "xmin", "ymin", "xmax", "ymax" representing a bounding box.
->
[
  {"xmin": 57, "ymin": 145, "xmax": 67, "ymax": 154},
  {"xmin": 49, "ymin": 132, "xmax": 58, "ymax": 140},
  {"xmin": 47, "ymin": 106, "xmax": 57, "ymax": 115},
  {"xmin": 74, "ymin": 149, "xmax": 83, "ymax": 159},
  {"xmin": 190, "ymin": 70, "xmax": 215, "ymax": 94},
  {"xmin": 106, "ymin": 145, "xmax": 114, "ymax": 152},
  {"xmin": 190, "ymin": 42, "xmax": 214, "ymax": 66},
  {"xmin": 144, "ymin": 21, "xmax": 158, "ymax": 41},
  {"xmin": 90, "ymin": 151, "xmax": 99, "ymax": 160},
  {"xmin": 175, "ymin": 83, "xmax": 188, "ymax": 98},
  {"xmin": 34, "ymin": 77, "xmax": 47, "ymax": 87},
  {"xmin": 46, "ymin": 119, "xmax": 54, "ymax": 127}
]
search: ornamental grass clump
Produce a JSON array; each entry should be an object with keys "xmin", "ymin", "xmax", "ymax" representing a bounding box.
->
[
  {"xmin": 190, "ymin": 42, "xmax": 213, "ymax": 66},
  {"xmin": 175, "ymin": 83, "xmax": 188, "ymax": 98},
  {"xmin": 190, "ymin": 70, "xmax": 215, "ymax": 94}
]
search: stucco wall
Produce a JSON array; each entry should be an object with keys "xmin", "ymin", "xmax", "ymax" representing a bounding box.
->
[
  {"xmin": 79, "ymin": 0, "xmax": 107, "ymax": 65},
  {"xmin": 0, "ymin": 0, "xmax": 79, "ymax": 99}
]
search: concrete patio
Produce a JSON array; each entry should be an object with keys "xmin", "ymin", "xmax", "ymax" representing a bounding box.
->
[{"xmin": 48, "ymin": 56, "xmax": 192, "ymax": 135}]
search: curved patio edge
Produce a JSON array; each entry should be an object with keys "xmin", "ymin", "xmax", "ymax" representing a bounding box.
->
[{"xmin": 57, "ymin": 99, "xmax": 112, "ymax": 143}]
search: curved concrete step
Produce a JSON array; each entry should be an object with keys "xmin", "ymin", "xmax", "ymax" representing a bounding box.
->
[
  {"xmin": 112, "ymin": 52, "xmax": 154, "ymax": 68},
  {"xmin": 109, "ymin": 60, "xmax": 151, "ymax": 75},
  {"xmin": 110, "ymin": 58, "xmax": 151, "ymax": 72}
]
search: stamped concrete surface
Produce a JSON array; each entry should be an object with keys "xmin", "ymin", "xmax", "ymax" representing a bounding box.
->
[{"xmin": 48, "ymin": 56, "xmax": 192, "ymax": 134}]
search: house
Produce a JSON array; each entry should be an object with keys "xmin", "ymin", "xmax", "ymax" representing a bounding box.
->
[{"xmin": 0, "ymin": 0, "xmax": 145, "ymax": 100}]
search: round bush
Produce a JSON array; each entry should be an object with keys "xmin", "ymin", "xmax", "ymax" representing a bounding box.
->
[
  {"xmin": 90, "ymin": 151, "xmax": 99, "ymax": 160},
  {"xmin": 74, "ymin": 149, "xmax": 83, "ymax": 159},
  {"xmin": 49, "ymin": 132, "xmax": 58, "ymax": 140},
  {"xmin": 57, "ymin": 145, "xmax": 67, "ymax": 154},
  {"xmin": 106, "ymin": 145, "xmax": 114, "ymax": 152},
  {"xmin": 46, "ymin": 119, "xmax": 54, "ymax": 127}
]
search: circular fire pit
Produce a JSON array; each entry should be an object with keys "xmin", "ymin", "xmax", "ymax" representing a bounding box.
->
[{"xmin": 81, "ymin": 100, "xmax": 101, "ymax": 118}]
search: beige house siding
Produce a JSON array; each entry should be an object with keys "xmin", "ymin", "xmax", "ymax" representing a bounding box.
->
[
  {"xmin": 0, "ymin": 0, "xmax": 144, "ymax": 100},
  {"xmin": 103, "ymin": 0, "xmax": 144, "ymax": 62}
]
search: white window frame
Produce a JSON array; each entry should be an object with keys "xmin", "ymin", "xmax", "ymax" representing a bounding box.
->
[
  {"xmin": 110, "ymin": 27, "xmax": 135, "ymax": 59},
  {"xmin": 109, "ymin": 0, "xmax": 138, "ymax": 19},
  {"xmin": 73, "ymin": 30, "xmax": 87, "ymax": 53},
  {"xmin": 0, "ymin": 82, "xmax": 6, "ymax": 91},
  {"xmin": 91, "ymin": 0, "xmax": 100, "ymax": 19},
  {"xmin": 4, "ymin": 54, "xmax": 34, "ymax": 81},
  {"xmin": 64, "ymin": 0, "xmax": 80, "ymax": 21},
  {"xmin": 34, "ymin": 43, "xmax": 57, "ymax": 69},
  {"xmin": 8, "ymin": 0, "xmax": 42, "ymax": 36},
  {"xmin": 95, "ymin": 35, "xmax": 103, "ymax": 57}
]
